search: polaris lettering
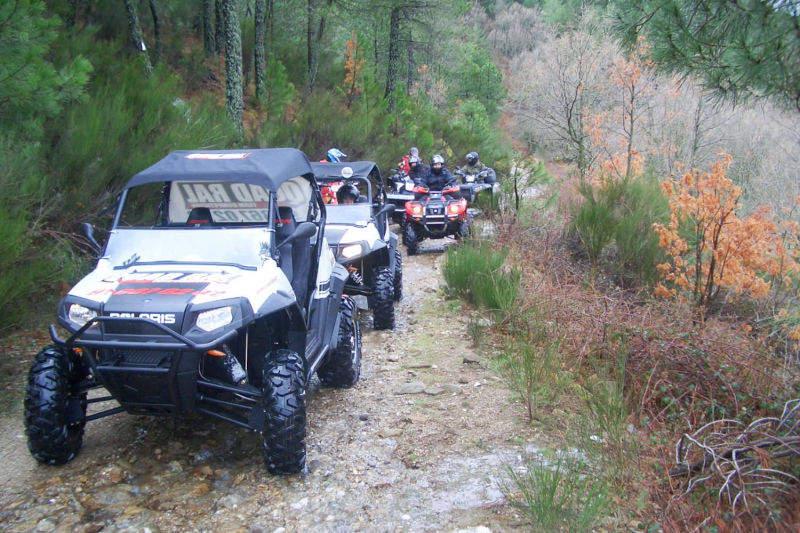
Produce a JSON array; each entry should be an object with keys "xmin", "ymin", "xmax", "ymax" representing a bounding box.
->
[{"xmin": 108, "ymin": 312, "xmax": 176, "ymax": 324}]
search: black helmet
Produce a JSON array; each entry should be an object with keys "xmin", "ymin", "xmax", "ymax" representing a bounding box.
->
[
  {"xmin": 336, "ymin": 183, "xmax": 360, "ymax": 203},
  {"xmin": 466, "ymin": 151, "xmax": 479, "ymax": 165},
  {"xmin": 431, "ymin": 154, "xmax": 444, "ymax": 174}
]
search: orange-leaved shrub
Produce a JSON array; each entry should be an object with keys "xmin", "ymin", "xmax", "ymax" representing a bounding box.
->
[{"xmin": 653, "ymin": 154, "xmax": 799, "ymax": 324}]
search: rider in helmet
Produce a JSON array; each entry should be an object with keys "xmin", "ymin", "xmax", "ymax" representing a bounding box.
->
[
  {"xmin": 407, "ymin": 155, "xmax": 429, "ymax": 183},
  {"xmin": 335, "ymin": 182, "xmax": 360, "ymax": 204},
  {"xmin": 399, "ymin": 146, "xmax": 420, "ymax": 174},
  {"xmin": 322, "ymin": 148, "xmax": 347, "ymax": 163},
  {"xmin": 460, "ymin": 151, "xmax": 486, "ymax": 175},
  {"xmin": 418, "ymin": 154, "xmax": 457, "ymax": 192}
]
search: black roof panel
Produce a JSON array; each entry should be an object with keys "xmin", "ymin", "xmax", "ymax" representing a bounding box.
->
[{"xmin": 127, "ymin": 148, "xmax": 314, "ymax": 191}]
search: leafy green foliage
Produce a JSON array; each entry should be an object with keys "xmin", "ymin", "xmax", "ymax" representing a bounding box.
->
[
  {"xmin": 447, "ymin": 43, "xmax": 506, "ymax": 117},
  {"xmin": 443, "ymin": 239, "xmax": 520, "ymax": 318},
  {"xmin": 0, "ymin": 0, "xmax": 91, "ymax": 138},
  {"xmin": 570, "ymin": 174, "xmax": 669, "ymax": 287},
  {"xmin": 611, "ymin": 174, "xmax": 669, "ymax": 286},
  {"xmin": 503, "ymin": 453, "xmax": 610, "ymax": 532},
  {"xmin": 614, "ymin": 0, "xmax": 800, "ymax": 111},
  {"xmin": 48, "ymin": 60, "xmax": 237, "ymax": 225}
]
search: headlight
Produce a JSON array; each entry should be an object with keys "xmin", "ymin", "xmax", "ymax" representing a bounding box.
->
[
  {"xmin": 196, "ymin": 306, "xmax": 233, "ymax": 332},
  {"xmin": 340, "ymin": 244, "xmax": 363, "ymax": 259},
  {"xmin": 68, "ymin": 304, "xmax": 98, "ymax": 327}
]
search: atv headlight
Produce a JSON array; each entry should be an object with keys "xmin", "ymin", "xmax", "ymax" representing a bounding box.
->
[
  {"xmin": 340, "ymin": 243, "xmax": 363, "ymax": 259},
  {"xmin": 68, "ymin": 304, "xmax": 98, "ymax": 328},
  {"xmin": 196, "ymin": 306, "xmax": 233, "ymax": 332}
]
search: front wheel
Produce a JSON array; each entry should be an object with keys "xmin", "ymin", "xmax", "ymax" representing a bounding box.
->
[
  {"xmin": 458, "ymin": 216, "xmax": 473, "ymax": 240},
  {"xmin": 370, "ymin": 266, "xmax": 395, "ymax": 330},
  {"xmin": 318, "ymin": 296, "xmax": 361, "ymax": 387},
  {"xmin": 24, "ymin": 346, "xmax": 87, "ymax": 465},
  {"xmin": 404, "ymin": 222, "xmax": 419, "ymax": 256},
  {"xmin": 262, "ymin": 349, "xmax": 307, "ymax": 475}
]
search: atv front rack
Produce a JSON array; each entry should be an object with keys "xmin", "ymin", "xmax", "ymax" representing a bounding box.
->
[{"xmin": 48, "ymin": 318, "xmax": 267, "ymax": 431}]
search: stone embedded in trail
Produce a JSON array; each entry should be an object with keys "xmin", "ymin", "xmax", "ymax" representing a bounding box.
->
[
  {"xmin": 394, "ymin": 381, "xmax": 425, "ymax": 394},
  {"xmin": 379, "ymin": 427, "xmax": 403, "ymax": 438},
  {"xmin": 424, "ymin": 386, "xmax": 445, "ymax": 396},
  {"xmin": 463, "ymin": 354, "xmax": 482, "ymax": 364}
]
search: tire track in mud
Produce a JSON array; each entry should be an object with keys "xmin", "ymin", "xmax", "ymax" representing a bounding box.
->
[{"xmin": 0, "ymin": 236, "xmax": 542, "ymax": 532}]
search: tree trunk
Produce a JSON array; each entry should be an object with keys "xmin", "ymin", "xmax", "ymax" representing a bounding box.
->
[
  {"xmin": 223, "ymin": 0, "xmax": 244, "ymax": 137},
  {"xmin": 254, "ymin": 0, "xmax": 266, "ymax": 103},
  {"xmin": 305, "ymin": 0, "xmax": 334, "ymax": 97},
  {"xmin": 203, "ymin": 0, "xmax": 216, "ymax": 55},
  {"xmin": 215, "ymin": 0, "xmax": 225, "ymax": 55},
  {"xmin": 149, "ymin": 0, "xmax": 163, "ymax": 63},
  {"xmin": 385, "ymin": 6, "xmax": 401, "ymax": 112},
  {"xmin": 405, "ymin": 10, "xmax": 414, "ymax": 94},
  {"xmin": 123, "ymin": 0, "xmax": 153, "ymax": 76}
]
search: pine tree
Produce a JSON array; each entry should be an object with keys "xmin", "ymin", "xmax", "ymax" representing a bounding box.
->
[{"xmin": 614, "ymin": 0, "xmax": 800, "ymax": 111}]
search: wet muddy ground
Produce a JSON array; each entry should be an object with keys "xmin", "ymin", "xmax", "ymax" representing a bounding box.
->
[{"xmin": 0, "ymin": 237, "xmax": 544, "ymax": 532}]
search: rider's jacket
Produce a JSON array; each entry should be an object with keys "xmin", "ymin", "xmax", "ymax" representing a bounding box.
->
[
  {"xmin": 409, "ymin": 164, "xmax": 430, "ymax": 184},
  {"xmin": 419, "ymin": 168, "xmax": 456, "ymax": 191},
  {"xmin": 460, "ymin": 161, "xmax": 486, "ymax": 175}
]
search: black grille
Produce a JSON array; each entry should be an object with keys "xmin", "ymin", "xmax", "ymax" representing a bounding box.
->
[{"xmin": 102, "ymin": 349, "xmax": 173, "ymax": 368}]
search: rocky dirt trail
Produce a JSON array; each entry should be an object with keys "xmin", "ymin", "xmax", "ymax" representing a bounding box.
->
[{"xmin": 0, "ymin": 238, "xmax": 544, "ymax": 533}]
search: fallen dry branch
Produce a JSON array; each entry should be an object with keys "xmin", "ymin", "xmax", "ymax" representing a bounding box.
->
[{"xmin": 671, "ymin": 399, "xmax": 800, "ymax": 516}]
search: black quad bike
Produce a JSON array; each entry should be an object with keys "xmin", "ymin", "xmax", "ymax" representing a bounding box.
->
[
  {"xmin": 454, "ymin": 167, "xmax": 499, "ymax": 206},
  {"xmin": 385, "ymin": 167, "xmax": 416, "ymax": 225},
  {"xmin": 24, "ymin": 148, "xmax": 361, "ymax": 475},
  {"xmin": 311, "ymin": 161, "xmax": 402, "ymax": 330},
  {"xmin": 402, "ymin": 184, "xmax": 472, "ymax": 255}
]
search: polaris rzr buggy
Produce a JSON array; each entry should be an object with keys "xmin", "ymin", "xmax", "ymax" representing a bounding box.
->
[
  {"xmin": 24, "ymin": 148, "xmax": 361, "ymax": 475},
  {"xmin": 310, "ymin": 161, "xmax": 401, "ymax": 330}
]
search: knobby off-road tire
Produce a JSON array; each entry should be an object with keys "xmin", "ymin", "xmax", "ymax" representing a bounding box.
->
[
  {"xmin": 404, "ymin": 223, "xmax": 418, "ymax": 256},
  {"xmin": 458, "ymin": 216, "xmax": 473, "ymax": 240},
  {"xmin": 369, "ymin": 265, "xmax": 395, "ymax": 330},
  {"xmin": 262, "ymin": 349, "xmax": 307, "ymax": 475},
  {"xmin": 24, "ymin": 345, "xmax": 87, "ymax": 465},
  {"xmin": 318, "ymin": 296, "xmax": 362, "ymax": 387},
  {"xmin": 392, "ymin": 247, "xmax": 403, "ymax": 302}
]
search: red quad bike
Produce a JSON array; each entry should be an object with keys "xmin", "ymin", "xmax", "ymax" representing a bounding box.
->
[{"xmin": 402, "ymin": 185, "xmax": 472, "ymax": 255}]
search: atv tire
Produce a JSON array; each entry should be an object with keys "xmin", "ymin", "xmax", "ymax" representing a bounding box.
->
[
  {"xmin": 404, "ymin": 223, "xmax": 418, "ymax": 256},
  {"xmin": 459, "ymin": 217, "xmax": 473, "ymax": 240},
  {"xmin": 369, "ymin": 266, "xmax": 395, "ymax": 330},
  {"xmin": 262, "ymin": 349, "xmax": 307, "ymax": 475},
  {"xmin": 318, "ymin": 296, "xmax": 362, "ymax": 387},
  {"xmin": 392, "ymin": 247, "xmax": 403, "ymax": 301},
  {"xmin": 24, "ymin": 346, "xmax": 87, "ymax": 465}
]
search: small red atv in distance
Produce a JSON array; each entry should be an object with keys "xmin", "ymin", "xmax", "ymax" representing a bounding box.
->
[{"xmin": 402, "ymin": 184, "xmax": 472, "ymax": 255}]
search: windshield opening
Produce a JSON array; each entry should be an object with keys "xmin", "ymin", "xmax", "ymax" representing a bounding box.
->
[{"xmin": 116, "ymin": 180, "xmax": 273, "ymax": 228}]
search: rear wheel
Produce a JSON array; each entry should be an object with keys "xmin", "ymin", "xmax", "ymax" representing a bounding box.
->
[
  {"xmin": 24, "ymin": 346, "xmax": 87, "ymax": 465},
  {"xmin": 262, "ymin": 349, "xmax": 306, "ymax": 475},
  {"xmin": 392, "ymin": 247, "xmax": 403, "ymax": 301},
  {"xmin": 404, "ymin": 223, "xmax": 418, "ymax": 256},
  {"xmin": 370, "ymin": 266, "xmax": 395, "ymax": 330},
  {"xmin": 318, "ymin": 296, "xmax": 361, "ymax": 387}
]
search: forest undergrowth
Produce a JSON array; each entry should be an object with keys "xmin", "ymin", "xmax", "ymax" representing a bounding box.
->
[{"xmin": 444, "ymin": 169, "xmax": 800, "ymax": 532}]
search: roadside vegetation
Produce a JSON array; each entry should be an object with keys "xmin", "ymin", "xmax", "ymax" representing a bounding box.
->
[{"xmin": 443, "ymin": 2, "xmax": 800, "ymax": 531}]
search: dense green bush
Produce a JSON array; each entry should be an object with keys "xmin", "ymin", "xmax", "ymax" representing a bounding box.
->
[
  {"xmin": 443, "ymin": 239, "xmax": 520, "ymax": 317},
  {"xmin": 570, "ymin": 174, "xmax": 668, "ymax": 287}
]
